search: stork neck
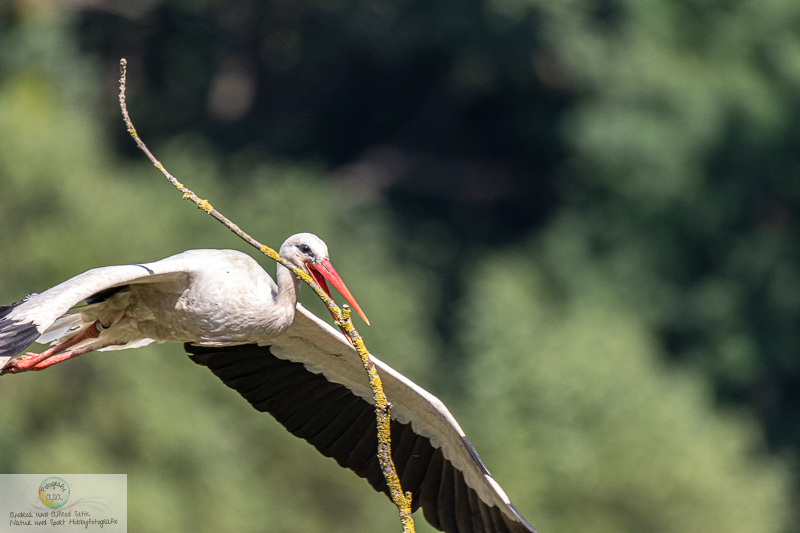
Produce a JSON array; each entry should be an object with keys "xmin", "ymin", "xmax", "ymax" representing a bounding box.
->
[{"xmin": 275, "ymin": 263, "xmax": 302, "ymax": 323}]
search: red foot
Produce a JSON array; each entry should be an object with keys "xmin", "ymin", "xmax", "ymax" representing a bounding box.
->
[{"xmin": 1, "ymin": 351, "xmax": 52, "ymax": 374}]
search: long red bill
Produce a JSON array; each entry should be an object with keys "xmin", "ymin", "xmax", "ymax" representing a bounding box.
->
[{"xmin": 307, "ymin": 259, "xmax": 370, "ymax": 326}]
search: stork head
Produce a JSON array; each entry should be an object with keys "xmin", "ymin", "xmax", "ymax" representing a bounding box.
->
[{"xmin": 280, "ymin": 233, "xmax": 370, "ymax": 325}]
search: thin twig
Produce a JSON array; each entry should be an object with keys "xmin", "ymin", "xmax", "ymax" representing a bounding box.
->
[
  {"xmin": 118, "ymin": 58, "xmax": 415, "ymax": 532},
  {"xmin": 341, "ymin": 305, "xmax": 415, "ymax": 532}
]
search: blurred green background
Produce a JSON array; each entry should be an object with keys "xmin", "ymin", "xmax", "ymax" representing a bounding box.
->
[{"xmin": 1, "ymin": 0, "xmax": 798, "ymax": 531}]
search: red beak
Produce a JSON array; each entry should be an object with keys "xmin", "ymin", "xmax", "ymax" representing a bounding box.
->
[{"xmin": 306, "ymin": 259, "xmax": 370, "ymax": 326}]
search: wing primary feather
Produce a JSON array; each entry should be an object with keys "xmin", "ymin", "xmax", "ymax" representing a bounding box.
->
[
  {"xmin": 322, "ymin": 405, "xmax": 376, "ymax": 467},
  {"xmin": 185, "ymin": 343, "xmax": 537, "ymax": 533},
  {"xmin": 0, "ymin": 301, "xmax": 41, "ymax": 361},
  {"xmin": 289, "ymin": 386, "xmax": 356, "ymax": 439},
  {"xmin": 311, "ymin": 397, "xmax": 373, "ymax": 452},
  {"xmin": 235, "ymin": 364, "xmax": 306, "ymax": 399},
  {"xmin": 453, "ymin": 468, "xmax": 475, "ymax": 533},
  {"xmin": 399, "ymin": 436, "xmax": 436, "ymax": 509},
  {"xmin": 467, "ymin": 481, "xmax": 487, "ymax": 532},
  {"xmin": 272, "ymin": 380, "xmax": 343, "ymax": 433},
  {"xmin": 489, "ymin": 506, "xmax": 511, "ymax": 533},
  {"xmin": 388, "ymin": 421, "xmax": 417, "ymax": 483},
  {"xmin": 437, "ymin": 459, "xmax": 458, "ymax": 533},
  {"xmin": 476, "ymin": 487, "xmax": 495, "ymax": 533},
  {"xmin": 341, "ymin": 413, "xmax": 383, "ymax": 473},
  {"xmin": 419, "ymin": 448, "xmax": 445, "ymax": 530}
]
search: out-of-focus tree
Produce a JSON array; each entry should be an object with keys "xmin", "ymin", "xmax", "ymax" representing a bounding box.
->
[
  {"xmin": 1, "ymin": 1, "xmax": 798, "ymax": 532},
  {"xmin": 457, "ymin": 243, "xmax": 791, "ymax": 532},
  {"xmin": 508, "ymin": 0, "xmax": 800, "ymax": 458}
]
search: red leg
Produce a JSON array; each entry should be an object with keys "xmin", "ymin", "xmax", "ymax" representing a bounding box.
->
[
  {"xmin": 0, "ymin": 321, "xmax": 104, "ymax": 375},
  {"xmin": 28, "ymin": 342, "xmax": 121, "ymax": 371}
]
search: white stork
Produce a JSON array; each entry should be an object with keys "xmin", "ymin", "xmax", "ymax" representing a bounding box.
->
[{"xmin": 0, "ymin": 233, "xmax": 536, "ymax": 533}]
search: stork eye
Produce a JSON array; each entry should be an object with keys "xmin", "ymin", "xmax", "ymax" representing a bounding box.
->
[{"xmin": 299, "ymin": 244, "xmax": 313, "ymax": 256}]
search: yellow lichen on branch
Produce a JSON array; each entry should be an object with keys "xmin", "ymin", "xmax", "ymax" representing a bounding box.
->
[
  {"xmin": 195, "ymin": 198, "xmax": 213, "ymax": 213},
  {"xmin": 259, "ymin": 245, "xmax": 281, "ymax": 263},
  {"xmin": 341, "ymin": 305, "xmax": 414, "ymax": 530},
  {"xmin": 118, "ymin": 58, "xmax": 415, "ymax": 533}
]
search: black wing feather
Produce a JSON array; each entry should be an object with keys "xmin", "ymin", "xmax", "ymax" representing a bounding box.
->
[
  {"xmin": 186, "ymin": 343, "xmax": 536, "ymax": 533},
  {"xmin": 0, "ymin": 301, "xmax": 41, "ymax": 360}
]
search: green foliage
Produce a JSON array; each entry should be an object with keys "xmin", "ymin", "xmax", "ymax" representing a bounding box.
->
[
  {"xmin": 1, "ymin": 3, "xmax": 798, "ymax": 533},
  {"xmin": 458, "ymin": 245, "xmax": 791, "ymax": 532}
]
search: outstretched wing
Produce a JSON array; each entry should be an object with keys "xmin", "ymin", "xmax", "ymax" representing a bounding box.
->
[
  {"xmin": 187, "ymin": 304, "xmax": 536, "ymax": 533},
  {"xmin": 0, "ymin": 257, "xmax": 191, "ymax": 368}
]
